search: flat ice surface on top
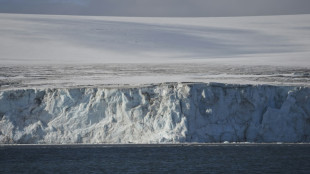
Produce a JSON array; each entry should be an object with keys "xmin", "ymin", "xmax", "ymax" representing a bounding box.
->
[
  {"xmin": 0, "ymin": 14, "xmax": 309, "ymax": 89},
  {"xmin": 0, "ymin": 13, "xmax": 310, "ymax": 66},
  {"xmin": 1, "ymin": 63, "xmax": 309, "ymax": 90}
]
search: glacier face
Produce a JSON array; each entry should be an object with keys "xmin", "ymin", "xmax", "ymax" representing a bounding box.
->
[{"xmin": 0, "ymin": 83, "xmax": 309, "ymax": 144}]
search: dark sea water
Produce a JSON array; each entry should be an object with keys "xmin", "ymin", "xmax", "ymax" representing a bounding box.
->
[{"xmin": 1, "ymin": 144, "xmax": 310, "ymax": 174}]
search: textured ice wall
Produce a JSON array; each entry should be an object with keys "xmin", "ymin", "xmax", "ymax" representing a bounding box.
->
[{"xmin": 0, "ymin": 83, "xmax": 309, "ymax": 144}]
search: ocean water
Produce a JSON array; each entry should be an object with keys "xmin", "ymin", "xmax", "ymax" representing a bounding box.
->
[{"xmin": 1, "ymin": 144, "xmax": 310, "ymax": 173}]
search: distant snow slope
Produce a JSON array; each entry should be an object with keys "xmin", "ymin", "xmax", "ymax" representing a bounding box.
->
[
  {"xmin": 0, "ymin": 13, "xmax": 309, "ymax": 66},
  {"xmin": 1, "ymin": 14, "xmax": 310, "ymax": 144}
]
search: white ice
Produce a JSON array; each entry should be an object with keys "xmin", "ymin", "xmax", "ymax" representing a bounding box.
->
[
  {"xmin": 0, "ymin": 14, "xmax": 310, "ymax": 144},
  {"xmin": 0, "ymin": 83, "xmax": 309, "ymax": 144}
]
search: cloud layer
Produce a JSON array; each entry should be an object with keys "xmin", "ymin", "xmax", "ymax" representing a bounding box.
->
[{"xmin": 0, "ymin": 0, "xmax": 309, "ymax": 17}]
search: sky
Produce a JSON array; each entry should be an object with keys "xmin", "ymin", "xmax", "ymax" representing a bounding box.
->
[{"xmin": 0, "ymin": 0, "xmax": 309, "ymax": 17}]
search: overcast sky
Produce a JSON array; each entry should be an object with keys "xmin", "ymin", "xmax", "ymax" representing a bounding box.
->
[{"xmin": 0, "ymin": 0, "xmax": 309, "ymax": 17}]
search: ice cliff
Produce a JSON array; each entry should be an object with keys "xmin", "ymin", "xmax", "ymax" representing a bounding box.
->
[{"xmin": 0, "ymin": 83, "xmax": 309, "ymax": 144}]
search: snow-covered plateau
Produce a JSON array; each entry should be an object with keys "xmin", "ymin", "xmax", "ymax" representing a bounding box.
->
[
  {"xmin": 0, "ymin": 13, "xmax": 310, "ymax": 66},
  {"xmin": 0, "ymin": 14, "xmax": 310, "ymax": 144},
  {"xmin": 0, "ymin": 83, "xmax": 309, "ymax": 144}
]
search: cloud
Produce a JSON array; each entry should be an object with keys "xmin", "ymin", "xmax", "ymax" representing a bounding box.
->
[
  {"xmin": 0, "ymin": 0, "xmax": 309, "ymax": 16},
  {"xmin": 0, "ymin": 0, "xmax": 88, "ymax": 5},
  {"xmin": 47, "ymin": 0, "xmax": 89, "ymax": 5}
]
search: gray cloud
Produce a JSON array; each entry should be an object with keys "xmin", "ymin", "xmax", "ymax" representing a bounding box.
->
[{"xmin": 0, "ymin": 0, "xmax": 309, "ymax": 17}]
